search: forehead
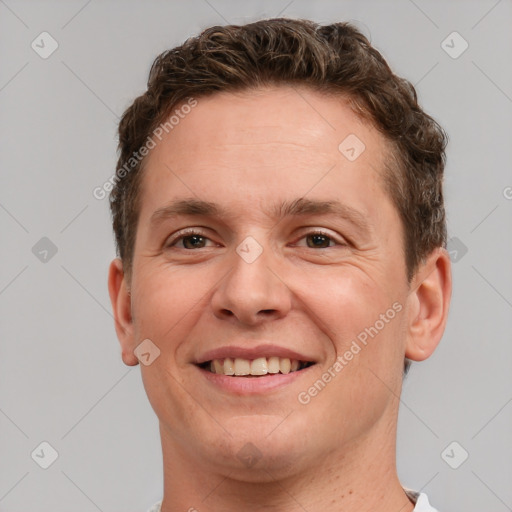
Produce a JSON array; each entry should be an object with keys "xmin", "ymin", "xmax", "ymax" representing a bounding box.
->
[
  {"xmin": 152, "ymin": 86, "xmax": 385, "ymax": 161},
  {"xmin": 137, "ymin": 86, "xmax": 396, "ymax": 230}
]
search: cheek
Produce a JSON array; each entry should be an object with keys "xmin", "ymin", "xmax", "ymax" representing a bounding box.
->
[
  {"xmin": 130, "ymin": 265, "xmax": 212, "ymax": 355},
  {"xmin": 130, "ymin": 267, "xmax": 215, "ymax": 432},
  {"xmin": 294, "ymin": 265, "xmax": 399, "ymax": 350},
  {"xmin": 295, "ymin": 265, "xmax": 406, "ymax": 402},
  {"xmin": 297, "ymin": 299, "xmax": 406, "ymax": 444}
]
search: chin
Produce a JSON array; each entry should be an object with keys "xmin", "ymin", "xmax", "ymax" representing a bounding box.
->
[{"xmin": 195, "ymin": 415, "xmax": 314, "ymax": 479}]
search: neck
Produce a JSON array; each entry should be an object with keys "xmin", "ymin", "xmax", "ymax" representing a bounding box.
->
[{"xmin": 158, "ymin": 408, "xmax": 415, "ymax": 512}]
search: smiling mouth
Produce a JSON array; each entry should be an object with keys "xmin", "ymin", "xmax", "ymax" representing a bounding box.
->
[{"xmin": 198, "ymin": 357, "xmax": 315, "ymax": 377}]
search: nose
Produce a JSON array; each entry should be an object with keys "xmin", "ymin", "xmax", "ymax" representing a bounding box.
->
[{"xmin": 211, "ymin": 243, "xmax": 292, "ymax": 326}]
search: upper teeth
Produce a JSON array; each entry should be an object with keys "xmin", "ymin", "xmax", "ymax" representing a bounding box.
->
[{"xmin": 208, "ymin": 357, "xmax": 305, "ymax": 376}]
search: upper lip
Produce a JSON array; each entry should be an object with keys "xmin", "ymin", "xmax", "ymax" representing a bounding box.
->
[{"xmin": 195, "ymin": 344, "xmax": 316, "ymax": 365}]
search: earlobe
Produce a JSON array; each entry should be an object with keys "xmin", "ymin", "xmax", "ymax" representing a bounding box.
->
[
  {"xmin": 108, "ymin": 258, "xmax": 139, "ymax": 366},
  {"xmin": 405, "ymin": 247, "xmax": 452, "ymax": 362}
]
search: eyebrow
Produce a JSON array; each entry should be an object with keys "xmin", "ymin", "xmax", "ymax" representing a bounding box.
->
[{"xmin": 149, "ymin": 197, "xmax": 371, "ymax": 235}]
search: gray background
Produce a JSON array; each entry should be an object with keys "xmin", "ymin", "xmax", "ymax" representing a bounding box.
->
[{"xmin": 1, "ymin": 0, "xmax": 511, "ymax": 511}]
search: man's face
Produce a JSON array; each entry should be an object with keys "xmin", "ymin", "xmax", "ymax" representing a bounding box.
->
[{"xmin": 124, "ymin": 86, "xmax": 413, "ymax": 476}]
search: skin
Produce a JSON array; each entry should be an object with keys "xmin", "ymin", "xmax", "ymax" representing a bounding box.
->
[{"xmin": 109, "ymin": 86, "xmax": 452, "ymax": 512}]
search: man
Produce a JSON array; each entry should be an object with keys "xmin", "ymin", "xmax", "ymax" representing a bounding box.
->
[{"xmin": 108, "ymin": 18, "xmax": 451, "ymax": 512}]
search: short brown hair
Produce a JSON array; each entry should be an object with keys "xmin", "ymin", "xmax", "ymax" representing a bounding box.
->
[{"xmin": 110, "ymin": 18, "xmax": 448, "ymax": 288}]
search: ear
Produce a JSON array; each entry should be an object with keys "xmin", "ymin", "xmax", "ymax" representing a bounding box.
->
[
  {"xmin": 405, "ymin": 247, "xmax": 452, "ymax": 361},
  {"xmin": 108, "ymin": 258, "xmax": 139, "ymax": 366}
]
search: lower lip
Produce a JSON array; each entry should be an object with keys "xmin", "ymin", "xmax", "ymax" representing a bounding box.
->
[{"xmin": 197, "ymin": 365, "xmax": 315, "ymax": 395}]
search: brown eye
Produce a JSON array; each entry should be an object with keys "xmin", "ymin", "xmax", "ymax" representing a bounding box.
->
[
  {"xmin": 181, "ymin": 235, "xmax": 207, "ymax": 249},
  {"xmin": 166, "ymin": 229, "xmax": 215, "ymax": 250},
  {"xmin": 292, "ymin": 229, "xmax": 346, "ymax": 250},
  {"xmin": 306, "ymin": 233, "xmax": 333, "ymax": 248}
]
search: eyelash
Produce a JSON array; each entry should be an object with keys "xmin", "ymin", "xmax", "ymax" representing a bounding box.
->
[{"xmin": 165, "ymin": 228, "xmax": 346, "ymax": 249}]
